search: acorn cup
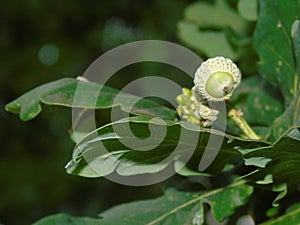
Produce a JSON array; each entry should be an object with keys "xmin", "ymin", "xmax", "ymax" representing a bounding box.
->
[
  {"xmin": 176, "ymin": 56, "xmax": 241, "ymax": 127},
  {"xmin": 193, "ymin": 56, "xmax": 241, "ymax": 102}
]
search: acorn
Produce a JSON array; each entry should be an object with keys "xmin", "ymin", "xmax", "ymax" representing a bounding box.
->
[{"xmin": 193, "ymin": 56, "xmax": 241, "ymax": 102}]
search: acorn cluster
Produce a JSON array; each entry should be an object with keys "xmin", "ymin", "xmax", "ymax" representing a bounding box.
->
[{"xmin": 176, "ymin": 56, "xmax": 241, "ymax": 127}]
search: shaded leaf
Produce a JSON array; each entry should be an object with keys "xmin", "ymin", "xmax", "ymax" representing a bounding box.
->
[
  {"xmin": 254, "ymin": 1, "xmax": 300, "ymax": 141},
  {"xmin": 98, "ymin": 181, "xmax": 253, "ymax": 225},
  {"xmin": 292, "ymin": 20, "xmax": 300, "ymax": 72},
  {"xmin": 232, "ymin": 76, "xmax": 283, "ymax": 127},
  {"xmin": 269, "ymin": 94, "xmax": 300, "ymax": 142},
  {"xmin": 241, "ymin": 127, "xmax": 300, "ymax": 186},
  {"xmin": 260, "ymin": 203, "xmax": 300, "ymax": 225},
  {"xmin": 32, "ymin": 213, "xmax": 101, "ymax": 225},
  {"xmin": 254, "ymin": 0, "xmax": 300, "ymax": 106},
  {"xmin": 269, "ymin": 98, "xmax": 300, "ymax": 144},
  {"xmin": 66, "ymin": 116, "xmax": 268, "ymax": 178}
]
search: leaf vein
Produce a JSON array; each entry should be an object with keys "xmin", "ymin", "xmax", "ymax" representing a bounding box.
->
[{"xmin": 146, "ymin": 180, "xmax": 246, "ymax": 225}]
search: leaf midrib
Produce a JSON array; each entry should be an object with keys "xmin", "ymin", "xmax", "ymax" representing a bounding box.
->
[
  {"xmin": 293, "ymin": 92, "xmax": 300, "ymax": 125},
  {"xmin": 146, "ymin": 180, "xmax": 246, "ymax": 225},
  {"xmin": 259, "ymin": 205, "xmax": 300, "ymax": 225}
]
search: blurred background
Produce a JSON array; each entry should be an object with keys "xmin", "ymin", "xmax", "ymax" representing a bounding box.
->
[{"xmin": 0, "ymin": 0, "xmax": 194, "ymax": 224}]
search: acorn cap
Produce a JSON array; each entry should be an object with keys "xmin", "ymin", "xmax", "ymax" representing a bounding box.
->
[{"xmin": 194, "ymin": 56, "xmax": 241, "ymax": 102}]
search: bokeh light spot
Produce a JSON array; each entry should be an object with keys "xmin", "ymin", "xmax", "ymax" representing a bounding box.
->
[{"xmin": 38, "ymin": 44, "xmax": 60, "ymax": 66}]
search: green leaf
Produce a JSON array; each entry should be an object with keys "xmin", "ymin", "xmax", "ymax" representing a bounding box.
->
[
  {"xmin": 5, "ymin": 78, "xmax": 177, "ymax": 121},
  {"xmin": 268, "ymin": 19, "xmax": 300, "ymax": 141},
  {"xmin": 177, "ymin": 0, "xmax": 249, "ymax": 60},
  {"xmin": 32, "ymin": 213, "xmax": 101, "ymax": 225},
  {"xmin": 292, "ymin": 20, "xmax": 300, "ymax": 71},
  {"xmin": 98, "ymin": 181, "xmax": 253, "ymax": 225},
  {"xmin": 5, "ymin": 79, "xmax": 74, "ymax": 121},
  {"xmin": 254, "ymin": 0, "xmax": 300, "ymax": 106},
  {"xmin": 177, "ymin": 22, "xmax": 236, "ymax": 59},
  {"xmin": 66, "ymin": 116, "xmax": 268, "ymax": 178},
  {"xmin": 232, "ymin": 76, "xmax": 284, "ymax": 128},
  {"xmin": 174, "ymin": 161, "xmax": 210, "ymax": 177},
  {"xmin": 259, "ymin": 203, "xmax": 300, "ymax": 225},
  {"xmin": 238, "ymin": 0, "xmax": 258, "ymax": 21},
  {"xmin": 184, "ymin": 0, "xmax": 247, "ymax": 33},
  {"xmin": 241, "ymin": 127, "xmax": 300, "ymax": 186},
  {"xmin": 271, "ymin": 183, "xmax": 287, "ymax": 207},
  {"xmin": 269, "ymin": 93, "xmax": 300, "ymax": 142},
  {"xmin": 254, "ymin": 1, "xmax": 300, "ymax": 141}
]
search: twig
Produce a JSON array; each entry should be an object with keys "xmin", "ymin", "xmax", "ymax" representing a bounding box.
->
[{"xmin": 228, "ymin": 108, "xmax": 260, "ymax": 139}]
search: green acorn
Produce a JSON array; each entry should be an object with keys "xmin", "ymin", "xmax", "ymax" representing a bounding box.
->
[
  {"xmin": 193, "ymin": 56, "xmax": 241, "ymax": 102},
  {"xmin": 176, "ymin": 56, "xmax": 241, "ymax": 127}
]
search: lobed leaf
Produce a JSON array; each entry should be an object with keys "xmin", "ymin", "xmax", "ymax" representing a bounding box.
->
[
  {"xmin": 32, "ymin": 182, "xmax": 253, "ymax": 225},
  {"xmin": 240, "ymin": 127, "xmax": 300, "ymax": 186},
  {"xmin": 5, "ymin": 78, "xmax": 177, "ymax": 121},
  {"xmin": 98, "ymin": 181, "xmax": 253, "ymax": 225},
  {"xmin": 177, "ymin": 22, "xmax": 236, "ymax": 59},
  {"xmin": 177, "ymin": 0, "xmax": 249, "ymax": 60}
]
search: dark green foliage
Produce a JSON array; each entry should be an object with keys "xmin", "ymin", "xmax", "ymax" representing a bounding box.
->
[{"xmin": 3, "ymin": 0, "xmax": 300, "ymax": 224}]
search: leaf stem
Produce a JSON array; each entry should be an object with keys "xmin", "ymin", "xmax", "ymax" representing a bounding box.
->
[{"xmin": 228, "ymin": 109, "xmax": 260, "ymax": 139}]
